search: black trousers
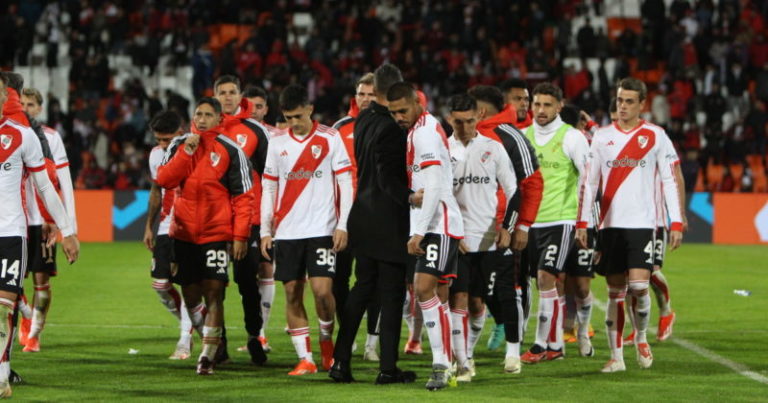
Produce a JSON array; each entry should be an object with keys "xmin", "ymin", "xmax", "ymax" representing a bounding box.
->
[
  {"xmin": 334, "ymin": 254, "xmax": 406, "ymax": 371},
  {"xmin": 333, "ymin": 250, "xmax": 381, "ymax": 335},
  {"xmin": 487, "ymin": 250, "xmax": 530, "ymax": 343},
  {"xmin": 232, "ymin": 236, "xmax": 264, "ymax": 337}
]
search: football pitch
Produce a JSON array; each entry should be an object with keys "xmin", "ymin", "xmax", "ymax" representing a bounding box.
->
[{"xmin": 11, "ymin": 242, "xmax": 768, "ymax": 401}]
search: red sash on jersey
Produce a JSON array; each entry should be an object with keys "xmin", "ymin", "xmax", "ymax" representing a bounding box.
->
[
  {"xmin": 0, "ymin": 124, "xmax": 22, "ymax": 163},
  {"xmin": 600, "ymin": 128, "xmax": 656, "ymax": 223},
  {"xmin": 274, "ymin": 135, "xmax": 330, "ymax": 231}
]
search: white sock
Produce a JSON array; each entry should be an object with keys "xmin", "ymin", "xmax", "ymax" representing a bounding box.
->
[
  {"xmin": 534, "ymin": 288, "xmax": 557, "ymax": 349},
  {"xmin": 29, "ymin": 284, "xmax": 51, "ymax": 339},
  {"xmin": 419, "ymin": 296, "xmax": 450, "ymax": 367},
  {"xmin": 187, "ymin": 303, "xmax": 206, "ymax": 336},
  {"xmin": 319, "ymin": 319, "xmax": 334, "ymax": 342},
  {"xmin": 505, "ymin": 341, "xmax": 521, "ymax": 359},
  {"xmin": 606, "ymin": 287, "xmax": 627, "ymax": 361},
  {"xmin": 289, "ymin": 327, "xmax": 313, "ymax": 362},
  {"xmin": 18, "ymin": 295, "xmax": 32, "ymax": 319},
  {"xmin": 152, "ymin": 279, "xmax": 181, "ymax": 320},
  {"xmin": 467, "ymin": 307, "xmax": 486, "ymax": 358},
  {"xmin": 451, "ymin": 309, "xmax": 468, "ymax": 368},
  {"xmin": 0, "ymin": 298, "xmax": 14, "ymax": 383},
  {"xmin": 650, "ymin": 271, "xmax": 672, "ymax": 316},
  {"xmin": 629, "ymin": 280, "xmax": 651, "ymax": 344},
  {"xmin": 442, "ymin": 302, "xmax": 453, "ymax": 363},
  {"xmin": 179, "ymin": 299, "xmax": 193, "ymax": 347},
  {"xmin": 365, "ymin": 333, "xmax": 379, "ymax": 350},
  {"xmin": 575, "ymin": 292, "xmax": 593, "ymax": 339},
  {"xmin": 200, "ymin": 326, "xmax": 221, "ymax": 359},
  {"xmin": 548, "ymin": 296, "xmax": 565, "ymax": 351},
  {"xmin": 258, "ymin": 278, "xmax": 275, "ymax": 338}
]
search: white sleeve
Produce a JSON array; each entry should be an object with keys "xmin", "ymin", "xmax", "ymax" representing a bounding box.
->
[
  {"xmin": 335, "ymin": 171, "xmax": 353, "ymax": 231},
  {"xmin": 657, "ymin": 139, "xmax": 683, "ymax": 228},
  {"xmin": 260, "ymin": 144, "xmax": 279, "ymax": 238},
  {"xmin": 332, "ymin": 133, "xmax": 353, "ymax": 173},
  {"xmin": 564, "ymin": 129, "xmax": 591, "ymax": 177},
  {"xmin": 577, "ymin": 141, "xmax": 602, "ymax": 227},
  {"xmin": 47, "ymin": 130, "xmax": 69, "ymax": 168},
  {"xmin": 494, "ymin": 143, "xmax": 517, "ymax": 200},
  {"xmin": 413, "ymin": 165, "xmax": 441, "ymax": 236},
  {"xmin": 20, "ymin": 128, "xmax": 45, "ymax": 171},
  {"xmin": 413, "ymin": 128, "xmax": 442, "ymax": 169},
  {"xmin": 56, "ymin": 166, "xmax": 77, "ymax": 234},
  {"xmin": 148, "ymin": 147, "xmax": 164, "ymax": 180},
  {"xmin": 31, "ymin": 170, "xmax": 73, "ymax": 236}
]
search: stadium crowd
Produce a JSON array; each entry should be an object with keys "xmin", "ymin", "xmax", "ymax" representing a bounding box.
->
[{"xmin": 0, "ymin": 0, "xmax": 767, "ymax": 192}]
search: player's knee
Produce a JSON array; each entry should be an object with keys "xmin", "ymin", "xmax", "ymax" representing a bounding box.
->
[{"xmin": 628, "ymin": 280, "xmax": 649, "ymax": 296}]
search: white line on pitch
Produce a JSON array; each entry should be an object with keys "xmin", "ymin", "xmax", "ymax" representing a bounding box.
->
[{"xmin": 593, "ymin": 298, "xmax": 768, "ymax": 385}]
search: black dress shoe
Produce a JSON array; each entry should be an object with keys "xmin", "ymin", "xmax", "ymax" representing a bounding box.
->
[
  {"xmin": 247, "ymin": 336, "xmax": 267, "ymax": 365},
  {"xmin": 329, "ymin": 360, "xmax": 354, "ymax": 383},
  {"xmin": 375, "ymin": 368, "xmax": 417, "ymax": 385}
]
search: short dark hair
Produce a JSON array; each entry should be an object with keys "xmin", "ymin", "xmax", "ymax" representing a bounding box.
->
[
  {"xmin": 214, "ymin": 75, "xmax": 241, "ymax": 93},
  {"xmin": 560, "ymin": 104, "xmax": 582, "ymax": 126},
  {"xmin": 195, "ymin": 97, "xmax": 222, "ymax": 114},
  {"xmin": 609, "ymin": 97, "xmax": 618, "ymax": 113},
  {"xmin": 243, "ymin": 85, "xmax": 267, "ymax": 99},
  {"xmin": 280, "ymin": 85, "xmax": 310, "ymax": 111},
  {"xmin": 467, "ymin": 85, "xmax": 505, "ymax": 112},
  {"xmin": 374, "ymin": 64, "xmax": 403, "ymax": 96},
  {"xmin": 448, "ymin": 94, "xmax": 477, "ymax": 113},
  {"xmin": 21, "ymin": 88, "xmax": 44, "ymax": 106},
  {"xmin": 149, "ymin": 110, "xmax": 182, "ymax": 134},
  {"xmin": 617, "ymin": 77, "xmax": 648, "ymax": 101},
  {"xmin": 532, "ymin": 82, "xmax": 563, "ymax": 102},
  {"xmin": 0, "ymin": 72, "xmax": 24, "ymax": 92},
  {"xmin": 498, "ymin": 78, "xmax": 528, "ymax": 93},
  {"xmin": 386, "ymin": 82, "xmax": 417, "ymax": 103}
]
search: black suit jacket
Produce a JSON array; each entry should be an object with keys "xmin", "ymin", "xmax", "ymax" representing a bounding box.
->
[{"xmin": 348, "ymin": 101, "xmax": 410, "ymax": 264}]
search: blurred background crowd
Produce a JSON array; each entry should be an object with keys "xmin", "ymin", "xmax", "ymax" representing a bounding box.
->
[{"xmin": 0, "ymin": 0, "xmax": 766, "ymax": 192}]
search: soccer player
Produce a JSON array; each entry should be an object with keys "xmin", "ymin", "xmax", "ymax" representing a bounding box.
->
[
  {"xmin": 388, "ymin": 82, "xmax": 464, "ymax": 391},
  {"xmin": 0, "ymin": 74, "xmax": 80, "ymax": 396},
  {"xmin": 143, "ymin": 110, "xmax": 194, "ymax": 360},
  {"xmin": 156, "ymin": 97, "xmax": 254, "ymax": 375},
  {"xmin": 576, "ymin": 77, "xmax": 683, "ymax": 373},
  {"xmin": 215, "ymin": 75, "xmax": 270, "ymax": 363},
  {"xmin": 243, "ymin": 85, "xmax": 269, "ymax": 122},
  {"xmin": 331, "ymin": 73, "xmax": 382, "ymax": 361},
  {"xmin": 468, "ymin": 85, "xmax": 543, "ymax": 364},
  {"xmin": 16, "ymin": 87, "xmax": 77, "ymax": 353},
  {"xmin": 260, "ymin": 85, "xmax": 353, "ymax": 375},
  {"xmin": 499, "ymin": 78, "xmax": 533, "ymax": 128},
  {"xmin": 446, "ymin": 94, "xmax": 517, "ymax": 380},
  {"xmin": 519, "ymin": 83, "xmax": 590, "ymax": 364}
]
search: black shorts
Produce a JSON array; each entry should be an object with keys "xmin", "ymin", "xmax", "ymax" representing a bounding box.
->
[
  {"xmin": 527, "ymin": 225, "xmax": 575, "ymax": 276},
  {"xmin": 414, "ymin": 233, "xmax": 459, "ymax": 284},
  {"xmin": 172, "ymin": 240, "xmax": 230, "ymax": 286},
  {"xmin": 26, "ymin": 225, "xmax": 57, "ymax": 276},
  {"xmin": 451, "ymin": 251, "xmax": 498, "ymax": 297},
  {"xmin": 273, "ymin": 236, "xmax": 336, "ymax": 282},
  {"xmin": 653, "ymin": 227, "xmax": 667, "ymax": 268},
  {"xmin": 597, "ymin": 228, "xmax": 655, "ymax": 275},
  {"xmin": 564, "ymin": 228, "xmax": 596, "ymax": 278},
  {"xmin": 0, "ymin": 236, "xmax": 27, "ymax": 294},
  {"xmin": 151, "ymin": 234, "xmax": 174, "ymax": 280}
]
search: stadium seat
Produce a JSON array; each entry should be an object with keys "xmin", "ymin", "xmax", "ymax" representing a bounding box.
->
[{"xmin": 706, "ymin": 163, "xmax": 723, "ymax": 192}]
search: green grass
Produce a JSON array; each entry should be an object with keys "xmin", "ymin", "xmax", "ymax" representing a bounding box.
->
[{"xmin": 11, "ymin": 243, "xmax": 768, "ymax": 401}]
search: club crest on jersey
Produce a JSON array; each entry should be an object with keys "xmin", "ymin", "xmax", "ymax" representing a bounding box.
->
[
  {"xmin": 481, "ymin": 151, "xmax": 491, "ymax": 163},
  {"xmin": 210, "ymin": 152, "xmax": 221, "ymax": 167},
  {"xmin": 638, "ymin": 135, "xmax": 649, "ymax": 149},
  {"xmin": 236, "ymin": 134, "xmax": 247, "ymax": 148},
  {"xmin": 311, "ymin": 145, "xmax": 322, "ymax": 159},
  {"xmin": 0, "ymin": 135, "xmax": 11, "ymax": 150}
]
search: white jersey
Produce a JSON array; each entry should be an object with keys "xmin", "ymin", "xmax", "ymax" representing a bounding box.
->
[
  {"xmin": 578, "ymin": 120, "xmax": 682, "ymax": 231},
  {"xmin": 261, "ymin": 122, "xmax": 352, "ymax": 240},
  {"xmin": 25, "ymin": 126, "xmax": 69, "ymax": 226},
  {"xmin": 148, "ymin": 146, "xmax": 174, "ymax": 236},
  {"xmin": 449, "ymin": 134, "xmax": 517, "ymax": 252},
  {"xmin": 0, "ymin": 118, "xmax": 47, "ymax": 238},
  {"xmin": 407, "ymin": 113, "xmax": 464, "ymax": 238},
  {"xmin": 654, "ymin": 133, "xmax": 680, "ymax": 228}
]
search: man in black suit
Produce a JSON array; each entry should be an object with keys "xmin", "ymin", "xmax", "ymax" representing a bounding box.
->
[{"xmin": 330, "ymin": 64, "xmax": 416, "ymax": 384}]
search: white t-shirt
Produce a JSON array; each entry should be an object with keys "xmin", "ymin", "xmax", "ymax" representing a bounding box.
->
[
  {"xmin": 449, "ymin": 133, "xmax": 516, "ymax": 252},
  {"xmin": 0, "ymin": 118, "xmax": 47, "ymax": 237},
  {"xmin": 261, "ymin": 122, "xmax": 352, "ymax": 240},
  {"xmin": 407, "ymin": 113, "xmax": 464, "ymax": 238},
  {"xmin": 148, "ymin": 146, "xmax": 175, "ymax": 236},
  {"xmin": 578, "ymin": 120, "xmax": 682, "ymax": 230}
]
